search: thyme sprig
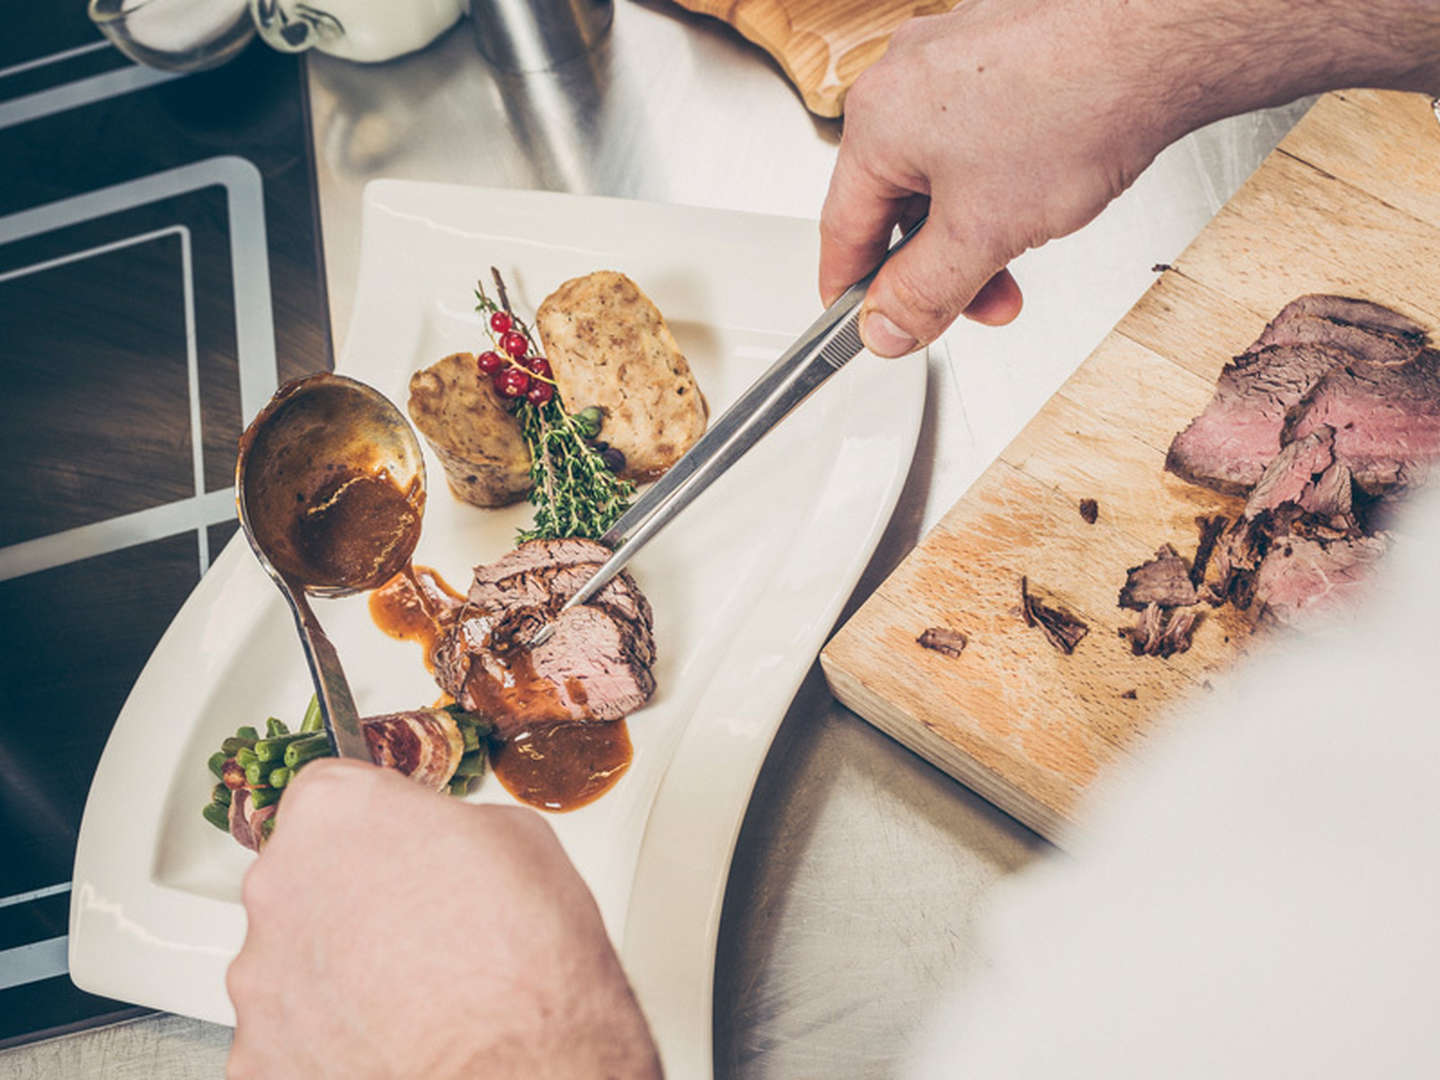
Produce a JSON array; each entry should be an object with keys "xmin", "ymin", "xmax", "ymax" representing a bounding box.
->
[{"xmin": 474, "ymin": 270, "xmax": 635, "ymax": 543}]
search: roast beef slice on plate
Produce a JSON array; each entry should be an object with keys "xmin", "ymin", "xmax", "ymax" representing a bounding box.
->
[
  {"xmin": 468, "ymin": 561, "xmax": 654, "ymax": 636},
  {"xmin": 469, "ymin": 537, "xmax": 615, "ymax": 587},
  {"xmin": 435, "ymin": 539, "xmax": 658, "ymax": 738}
]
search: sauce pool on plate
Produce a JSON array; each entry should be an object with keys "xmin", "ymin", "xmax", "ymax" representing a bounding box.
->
[{"xmin": 490, "ymin": 721, "xmax": 632, "ymax": 812}]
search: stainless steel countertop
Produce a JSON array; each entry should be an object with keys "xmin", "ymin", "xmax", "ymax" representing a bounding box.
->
[{"xmin": 3, "ymin": 4, "xmax": 1308, "ymax": 1076}]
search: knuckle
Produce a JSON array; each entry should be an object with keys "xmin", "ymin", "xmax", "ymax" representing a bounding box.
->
[
  {"xmin": 494, "ymin": 803, "xmax": 550, "ymax": 838},
  {"xmin": 239, "ymin": 859, "xmax": 273, "ymax": 915},
  {"xmin": 843, "ymin": 67, "xmax": 876, "ymax": 111},
  {"xmin": 887, "ymin": 16, "xmax": 923, "ymax": 49},
  {"xmin": 881, "ymin": 15, "xmax": 945, "ymax": 74},
  {"xmin": 282, "ymin": 757, "xmax": 366, "ymax": 816},
  {"xmin": 817, "ymin": 206, "xmax": 859, "ymax": 247},
  {"xmin": 488, "ymin": 804, "xmax": 560, "ymax": 854},
  {"xmin": 841, "ymin": 64, "xmax": 891, "ymax": 120},
  {"xmin": 226, "ymin": 949, "xmax": 254, "ymax": 1007}
]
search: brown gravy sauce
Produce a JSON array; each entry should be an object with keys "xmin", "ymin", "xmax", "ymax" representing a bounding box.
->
[
  {"xmin": 293, "ymin": 468, "xmax": 422, "ymax": 589},
  {"xmin": 368, "ymin": 566, "xmax": 633, "ymax": 811},
  {"xmin": 462, "ymin": 644, "xmax": 577, "ymax": 731},
  {"xmin": 490, "ymin": 721, "xmax": 633, "ymax": 812},
  {"xmin": 369, "ymin": 564, "xmax": 463, "ymax": 671}
]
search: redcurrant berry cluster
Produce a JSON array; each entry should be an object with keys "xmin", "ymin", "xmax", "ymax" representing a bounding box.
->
[{"xmin": 477, "ymin": 309, "xmax": 556, "ymax": 406}]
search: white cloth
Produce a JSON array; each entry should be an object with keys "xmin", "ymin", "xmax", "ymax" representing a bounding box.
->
[{"xmin": 907, "ymin": 492, "xmax": 1440, "ymax": 1078}]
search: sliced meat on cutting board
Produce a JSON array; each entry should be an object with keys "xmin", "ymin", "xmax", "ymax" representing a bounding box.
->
[{"xmin": 821, "ymin": 90, "xmax": 1440, "ymax": 844}]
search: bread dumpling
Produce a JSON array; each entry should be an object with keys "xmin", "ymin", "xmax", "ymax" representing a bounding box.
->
[
  {"xmin": 536, "ymin": 271, "xmax": 708, "ymax": 482},
  {"xmin": 407, "ymin": 352, "xmax": 532, "ymax": 507}
]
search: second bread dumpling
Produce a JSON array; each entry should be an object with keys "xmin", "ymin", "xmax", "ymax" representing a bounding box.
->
[{"xmin": 536, "ymin": 271, "xmax": 708, "ymax": 482}]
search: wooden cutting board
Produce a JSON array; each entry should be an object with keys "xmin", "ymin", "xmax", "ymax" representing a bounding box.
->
[
  {"xmin": 820, "ymin": 90, "xmax": 1440, "ymax": 843},
  {"xmin": 672, "ymin": 0, "xmax": 957, "ymax": 117}
]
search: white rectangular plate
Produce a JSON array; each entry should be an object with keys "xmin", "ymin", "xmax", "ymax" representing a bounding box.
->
[{"xmin": 70, "ymin": 183, "xmax": 925, "ymax": 1075}]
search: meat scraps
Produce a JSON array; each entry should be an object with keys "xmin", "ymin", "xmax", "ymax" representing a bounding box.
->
[
  {"xmin": 1020, "ymin": 576, "xmax": 1088, "ymax": 655},
  {"xmin": 1120, "ymin": 602, "xmax": 1201, "ymax": 658},
  {"xmin": 917, "ymin": 626, "xmax": 968, "ymax": 657},
  {"xmin": 1190, "ymin": 515, "xmax": 1227, "ymax": 588},
  {"xmin": 1118, "ymin": 545, "xmax": 1198, "ymax": 610},
  {"xmin": 433, "ymin": 538, "xmax": 656, "ymax": 739}
]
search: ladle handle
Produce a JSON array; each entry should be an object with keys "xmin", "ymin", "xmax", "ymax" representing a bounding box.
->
[{"xmin": 284, "ymin": 589, "xmax": 371, "ymax": 761}]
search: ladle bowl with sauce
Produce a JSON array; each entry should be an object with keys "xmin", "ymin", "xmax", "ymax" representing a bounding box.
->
[{"xmin": 236, "ymin": 372, "xmax": 426, "ymax": 760}]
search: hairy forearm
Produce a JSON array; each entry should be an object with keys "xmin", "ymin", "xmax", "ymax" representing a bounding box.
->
[
  {"xmin": 1126, "ymin": 0, "xmax": 1440, "ymax": 142},
  {"xmin": 820, "ymin": 0, "xmax": 1440, "ymax": 352}
]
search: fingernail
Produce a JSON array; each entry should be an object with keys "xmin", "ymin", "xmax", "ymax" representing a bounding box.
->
[{"xmin": 861, "ymin": 311, "xmax": 918, "ymax": 358}]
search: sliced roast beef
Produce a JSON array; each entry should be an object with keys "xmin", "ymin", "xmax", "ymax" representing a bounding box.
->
[
  {"xmin": 363, "ymin": 709, "xmax": 465, "ymax": 792},
  {"xmin": 468, "ymin": 537, "xmax": 615, "ymax": 588},
  {"xmin": 546, "ymin": 563, "xmax": 653, "ymax": 629},
  {"xmin": 448, "ymin": 605, "xmax": 654, "ymax": 739},
  {"xmin": 1256, "ymin": 318, "xmax": 1422, "ymax": 367},
  {"xmin": 1242, "ymin": 426, "xmax": 1356, "ymax": 524},
  {"xmin": 1253, "ymin": 533, "xmax": 1388, "ymax": 627},
  {"xmin": 1254, "ymin": 295, "xmax": 1427, "ymax": 366},
  {"xmin": 1160, "ymin": 606, "xmax": 1201, "ymax": 654},
  {"xmin": 917, "ymin": 626, "xmax": 968, "ymax": 657},
  {"xmin": 1148, "ymin": 296, "xmax": 1429, "ymax": 641},
  {"xmin": 1166, "ymin": 345, "xmax": 1346, "ymax": 494},
  {"xmin": 1118, "ymin": 545, "xmax": 1197, "ymax": 610},
  {"xmin": 1283, "ymin": 348, "xmax": 1440, "ymax": 497},
  {"xmin": 527, "ymin": 607, "xmax": 655, "ymax": 722},
  {"xmin": 434, "ymin": 539, "xmax": 657, "ymax": 739},
  {"xmin": 467, "ymin": 561, "xmax": 653, "ymax": 646},
  {"xmin": 1260, "ymin": 295, "xmax": 1427, "ymax": 343},
  {"xmin": 1119, "ymin": 602, "xmax": 1164, "ymax": 655}
]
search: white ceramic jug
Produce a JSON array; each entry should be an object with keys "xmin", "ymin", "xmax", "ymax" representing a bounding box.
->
[{"xmin": 249, "ymin": 0, "xmax": 465, "ymax": 62}]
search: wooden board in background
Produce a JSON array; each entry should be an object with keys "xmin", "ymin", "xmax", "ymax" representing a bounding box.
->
[
  {"xmin": 820, "ymin": 90, "xmax": 1440, "ymax": 843},
  {"xmin": 671, "ymin": 0, "xmax": 956, "ymax": 117}
]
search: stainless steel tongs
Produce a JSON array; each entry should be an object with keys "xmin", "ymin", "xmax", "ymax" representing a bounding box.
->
[{"xmin": 527, "ymin": 218, "xmax": 926, "ymax": 647}]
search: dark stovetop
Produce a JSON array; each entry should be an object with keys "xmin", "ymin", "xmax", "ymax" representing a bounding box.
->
[{"xmin": 0, "ymin": 17, "xmax": 331, "ymax": 1048}]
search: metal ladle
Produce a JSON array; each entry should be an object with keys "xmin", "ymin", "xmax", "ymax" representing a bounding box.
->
[{"xmin": 235, "ymin": 372, "xmax": 426, "ymax": 760}]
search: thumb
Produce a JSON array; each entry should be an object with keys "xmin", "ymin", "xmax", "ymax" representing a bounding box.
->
[{"xmin": 859, "ymin": 216, "xmax": 1022, "ymax": 356}]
